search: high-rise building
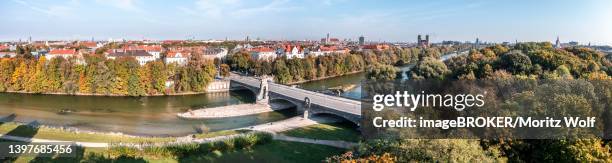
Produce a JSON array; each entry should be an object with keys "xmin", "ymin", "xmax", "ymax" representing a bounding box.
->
[
  {"xmin": 555, "ymin": 36, "xmax": 561, "ymax": 48},
  {"xmin": 358, "ymin": 35, "xmax": 365, "ymax": 45},
  {"xmin": 417, "ymin": 34, "xmax": 429, "ymax": 47}
]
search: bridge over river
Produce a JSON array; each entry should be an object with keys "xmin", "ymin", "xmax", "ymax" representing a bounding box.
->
[
  {"xmin": 229, "ymin": 74, "xmax": 362, "ymax": 125},
  {"xmin": 229, "ymin": 49, "xmax": 472, "ymax": 125}
]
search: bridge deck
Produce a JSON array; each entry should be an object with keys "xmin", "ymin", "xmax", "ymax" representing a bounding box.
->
[{"xmin": 230, "ymin": 75, "xmax": 361, "ymax": 116}]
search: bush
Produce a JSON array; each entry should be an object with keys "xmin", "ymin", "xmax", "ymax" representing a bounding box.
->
[{"xmin": 111, "ymin": 132, "xmax": 274, "ymax": 158}]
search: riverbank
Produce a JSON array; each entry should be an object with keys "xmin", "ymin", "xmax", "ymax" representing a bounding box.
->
[
  {"xmin": 1, "ymin": 116, "xmax": 353, "ymax": 147},
  {"xmin": 2, "ymin": 80, "xmax": 231, "ymax": 97},
  {"xmin": 285, "ymin": 70, "xmax": 363, "ymax": 85},
  {"xmin": 177, "ymin": 102, "xmax": 294, "ymax": 119}
]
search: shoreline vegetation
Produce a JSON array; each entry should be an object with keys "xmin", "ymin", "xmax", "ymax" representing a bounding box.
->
[
  {"xmin": 0, "ymin": 121, "xmax": 243, "ymax": 143},
  {"xmin": 1, "ymin": 89, "xmax": 220, "ymax": 97},
  {"xmin": 227, "ymin": 46, "xmax": 465, "ymax": 84},
  {"xmin": 0, "ymin": 53, "xmax": 218, "ymax": 97}
]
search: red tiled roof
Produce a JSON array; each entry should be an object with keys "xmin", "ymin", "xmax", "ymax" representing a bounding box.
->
[
  {"xmin": 122, "ymin": 45, "xmax": 163, "ymax": 52},
  {"xmin": 319, "ymin": 46, "xmax": 337, "ymax": 51},
  {"xmin": 249, "ymin": 47, "xmax": 274, "ymax": 53},
  {"xmin": 80, "ymin": 42, "xmax": 97, "ymax": 48},
  {"xmin": 166, "ymin": 50, "xmax": 191, "ymax": 58},
  {"xmin": 139, "ymin": 45, "xmax": 162, "ymax": 52},
  {"xmin": 49, "ymin": 49, "xmax": 76, "ymax": 55},
  {"xmin": 362, "ymin": 44, "xmax": 390, "ymax": 50}
]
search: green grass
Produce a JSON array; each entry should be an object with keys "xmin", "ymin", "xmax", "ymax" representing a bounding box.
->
[
  {"xmin": 178, "ymin": 140, "xmax": 347, "ymax": 163},
  {"xmin": 0, "ymin": 122, "xmax": 242, "ymax": 144},
  {"xmin": 2, "ymin": 139, "xmax": 345, "ymax": 163},
  {"xmin": 282, "ymin": 122, "xmax": 361, "ymax": 142}
]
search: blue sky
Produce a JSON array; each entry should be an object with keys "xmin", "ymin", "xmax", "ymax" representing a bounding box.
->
[{"xmin": 1, "ymin": 0, "xmax": 611, "ymax": 45}]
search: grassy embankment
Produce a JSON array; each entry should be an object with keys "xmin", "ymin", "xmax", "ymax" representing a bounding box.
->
[
  {"xmin": 3, "ymin": 132, "xmax": 346, "ymax": 163},
  {"xmin": 281, "ymin": 122, "xmax": 361, "ymax": 142},
  {"xmin": 0, "ymin": 122, "xmax": 242, "ymax": 143}
]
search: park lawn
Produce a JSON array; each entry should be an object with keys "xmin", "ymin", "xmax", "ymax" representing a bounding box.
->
[
  {"xmin": 281, "ymin": 122, "xmax": 361, "ymax": 142},
  {"xmin": 177, "ymin": 140, "xmax": 347, "ymax": 163},
  {"xmin": 3, "ymin": 141, "xmax": 346, "ymax": 163},
  {"xmin": 0, "ymin": 122, "xmax": 241, "ymax": 144}
]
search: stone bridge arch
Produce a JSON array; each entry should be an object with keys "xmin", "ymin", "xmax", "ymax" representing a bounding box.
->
[
  {"xmin": 229, "ymin": 82, "xmax": 259, "ymax": 96},
  {"xmin": 268, "ymin": 96, "xmax": 303, "ymax": 110},
  {"xmin": 307, "ymin": 107, "xmax": 361, "ymax": 126}
]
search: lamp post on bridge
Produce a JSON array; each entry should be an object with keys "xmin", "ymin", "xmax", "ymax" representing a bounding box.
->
[{"xmin": 303, "ymin": 97, "xmax": 311, "ymax": 119}]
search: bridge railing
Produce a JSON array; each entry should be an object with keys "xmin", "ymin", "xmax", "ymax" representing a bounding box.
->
[{"xmin": 268, "ymin": 82, "xmax": 361, "ymax": 115}]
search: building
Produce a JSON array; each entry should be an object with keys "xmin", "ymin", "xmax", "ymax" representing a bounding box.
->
[
  {"xmin": 249, "ymin": 47, "xmax": 276, "ymax": 60},
  {"xmin": 122, "ymin": 45, "xmax": 163, "ymax": 59},
  {"xmin": 202, "ymin": 48, "xmax": 228, "ymax": 60},
  {"xmin": 362, "ymin": 44, "xmax": 390, "ymax": 51},
  {"xmin": 568, "ymin": 41, "xmax": 579, "ymax": 46},
  {"xmin": 309, "ymin": 45, "xmax": 349, "ymax": 57},
  {"xmin": 358, "ymin": 36, "xmax": 365, "ymax": 45},
  {"xmin": 47, "ymin": 49, "xmax": 77, "ymax": 60},
  {"xmin": 107, "ymin": 50, "xmax": 155, "ymax": 65},
  {"xmin": 165, "ymin": 51, "xmax": 191, "ymax": 65},
  {"xmin": 554, "ymin": 36, "xmax": 561, "ymax": 48},
  {"xmin": 417, "ymin": 35, "xmax": 430, "ymax": 47},
  {"xmin": 0, "ymin": 45, "xmax": 9, "ymax": 51},
  {"xmin": 321, "ymin": 33, "xmax": 341, "ymax": 45},
  {"xmin": 0, "ymin": 52, "xmax": 16, "ymax": 58},
  {"xmin": 283, "ymin": 45, "xmax": 304, "ymax": 59},
  {"xmin": 47, "ymin": 49, "xmax": 86, "ymax": 64}
]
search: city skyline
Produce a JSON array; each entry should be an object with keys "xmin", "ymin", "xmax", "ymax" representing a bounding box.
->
[{"xmin": 1, "ymin": 0, "xmax": 611, "ymax": 45}]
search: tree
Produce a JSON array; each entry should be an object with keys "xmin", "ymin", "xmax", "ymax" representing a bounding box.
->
[
  {"xmin": 46, "ymin": 58, "xmax": 64, "ymax": 92},
  {"xmin": 273, "ymin": 59, "xmax": 291, "ymax": 84},
  {"xmin": 149, "ymin": 61, "xmax": 167, "ymax": 94},
  {"xmin": 11, "ymin": 61, "xmax": 27, "ymax": 90},
  {"xmin": 0, "ymin": 59, "xmax": 14, "ymax": 91},
  {"xmin": 351, "ymin": 139, "xmax": 506, "ymax": 162},
  {"xmin": 220, "ymin": 64, "xmax": 230, "ymax": 77},
  {"xmin": 94, "ymin": 61, "xmax": 114, "ymax": 95},
  {"xmin": 228, "ymin": 52, "xmax": 252, "ymax": 72},
  {"xmin": 302, "ymin": 57, "xmax": 317, "ymax": 80},
  {"xmin": 499, "ymin": 50, "xmax": 532, "ymax": 74},
  {"xmin": 366, "ymin": 64, "xmax": 398, "ymax": 81},
  {"xmin": 411, "ymin": 57, "xmax": 450, "ymax": 80}
]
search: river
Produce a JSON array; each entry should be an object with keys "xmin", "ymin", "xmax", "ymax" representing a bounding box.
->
[
  {"xmin": 0, "ymin": 90, "xmax": 297, "ymax": 136},
  {"xmin": 298, "ymin": 65, "xmax": 415, "ymax": 100},
  {"xmin": 298, "ymin": 51, "xmax": 466, "ymax": 99},
  {"xmin": 0, "ymin": 53, "xmax": 459, "ymax": 137}
]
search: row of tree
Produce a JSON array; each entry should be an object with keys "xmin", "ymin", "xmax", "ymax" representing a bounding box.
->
[
  {"xmin": 227, "ymin": 46, "xmax": 455, "ymax": 84},
  {"xmin": 0, "ymin": 54, "xmax": 216, "ymax": 96}
]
